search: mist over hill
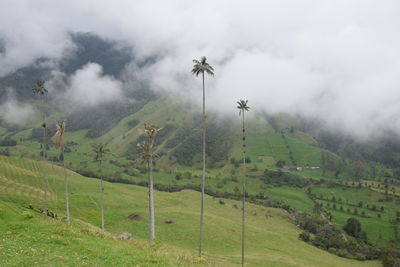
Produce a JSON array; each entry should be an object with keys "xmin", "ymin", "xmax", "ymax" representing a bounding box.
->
[
  {"xmin": 1, "ymin": 1, "xmax": 400, "ymax": 139},
  {"xmin": 1, "ymin": 32, "xmax": 400, "ymax": 170}
]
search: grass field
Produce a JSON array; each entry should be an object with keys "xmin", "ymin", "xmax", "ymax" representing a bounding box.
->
[
  {"xmin": 0, "ymin": 200, "xmax": 202, "ymax": 267},
  {"xmin": 0, "ymin": 155, "xmax": 382, "ymax": 266}
]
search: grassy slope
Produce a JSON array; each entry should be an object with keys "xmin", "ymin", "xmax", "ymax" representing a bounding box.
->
[
  {"xmin": 99, "ymin": 98, "xmax": 191, "ymax": 156},
  {"xmin": 0, "ymin": 155, "xmax": 380, "ymax": 266},
  {"xmin": 0, "ymin": 201, "xmax": 201, "ymax": 267}
]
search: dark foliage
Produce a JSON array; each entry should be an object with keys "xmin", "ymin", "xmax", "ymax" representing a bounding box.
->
[
  {"xmin": 171, "ymin": 117, "xmax": 234, "ymax": 166},
  {"xmin": 262, "ymin": 169, "xmax": 309, "ymax": 187},
  {"xmin": 0, "ymin": 148, "xmax": 10, "ymax": 156},
  {"xmin": 382, "ymin": 243, "xmax": 400, "ymax": 267},
  {"xmin": 0, "ymin": 139, "xmax": 17, "ymax": 146},
  {"xmin": 61, "ymin": 33, "xmax": 132, "ymax": 77},
  {"xmin": 75, "ymin": 169, "xmax": 100, "ymax": 179},
  {"xmin": 127, "ymin": 119, "xmax": 140, "ymax": 128},
  {"xmin": 29, "ymin": 126, "xmax": 55, "ymax": 142},
  {"xmin": 315, "ymin": 128, "xmax": 400, "ymax": 168},
  {"xmin": 124, "ymin": 135, "xmax": 147, "ymax": 159},
  {"xmin": 275, "ymin": 159, "xmax": 286, "ymax": 168},
  {"xmin": 67, "ymin": 97, "xmax": 154, "ymax": 138},
  {"xmin": 299, "ymin": 232, "xmax": 311, "ymax": 242},
  {"xmin": 295, "ymin": 212, "xmax": 381, "ymax": 260}
]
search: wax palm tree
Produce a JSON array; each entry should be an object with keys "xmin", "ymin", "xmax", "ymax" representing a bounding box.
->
[
  {"xmin": 191, "ymin": 56, "xmax": 214, "ymax": 257},
  {"xmin": 32, "ymin": 80, "xmax": 49, "ymax": 212},
  {"xmin": 93, "ymin": 143, "xmax": 110, "ymax": 232},
  {"xmin": 237, "ymin": 99, "xmax": 250, "ymax": 267},
  {"xmin": 138, "ymin": 123, "xmax": 161, "ymax": 241},
  {"xmin": 53, "ymin": 120, "xmax": 70, "ymax": 224}
]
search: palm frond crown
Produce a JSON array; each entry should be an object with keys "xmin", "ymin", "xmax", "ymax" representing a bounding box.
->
[
  {"xmin": 237, "ymin": 99, "xmax": 250, "ymax": 115},
  {"xmin": 137, "ymin": 141, "xmax": 151, "ymax": 165},
  {"xmin": 191, "ymin": 56, "xmax": 214, "ymax": 77},
  {"xmin": 93, "ymin": 143, "xmax": 110, "ymax": 162},
  {"xmin": 32, "ymin": 80, "xmax": 48, "ymax": 95},
  {"xmin": 142, "ymin": 123, "xmax": 162, "ymax": 139}
]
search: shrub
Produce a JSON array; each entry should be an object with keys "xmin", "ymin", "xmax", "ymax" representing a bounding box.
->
[
  {"xmin": 343, "ymin": 217, "xmax": 362, "ymax": 238},
  {"xmin": 299, "ymin": 232, "xmax": 311, "ymax": 242},
  {"xmin": 262, "ymin": 169, "xmax": 309, "ymax": 187},
  {"xmin": 275, "ymin": 159, "xmax": 286, "ymax": 168}
]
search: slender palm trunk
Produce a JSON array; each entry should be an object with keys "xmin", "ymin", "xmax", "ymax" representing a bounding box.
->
[
  {"xmin": 148, "ymin": 156, "xmax": 155, "ymax": 241},
  {"xmin": 63, "ymin": 148, "xmax": 70, "ymax": 224},
  {"xmin": 41, "ymin": 95, "xmax": 48, "ymax": 213},
  {"xmin": 241, "ymin": 111, "xmax": 246, "ymax": 267},
  {"xmin": 198, "ymin": 72, "xmax": 206, "ymax": 257},
  {"xmin": 99, "ymin": 160, "xmax": 104, "ymax": 232}
]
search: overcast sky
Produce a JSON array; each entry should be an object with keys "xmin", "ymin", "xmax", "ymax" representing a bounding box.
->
[{"xmin": 1, "ymin": 0, "xmax": 400, "ymax": 137}]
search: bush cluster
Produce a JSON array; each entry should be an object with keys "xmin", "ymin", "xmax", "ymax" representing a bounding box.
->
[{"xmin": 295, "ymin": 212, "xmax": 381, "ymax": 260}]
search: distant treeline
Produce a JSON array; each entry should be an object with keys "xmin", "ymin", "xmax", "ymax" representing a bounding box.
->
[
  {"xmin": 296, "ymin": 212, "xmax": 381, "ymax": 261},
  {"xmin": 0, "ymin": 139, "xmax": 17, "ymax": 146},
  {"xmin": 262, "ymin": 169, "xmax": 310, "ymax": 187}
]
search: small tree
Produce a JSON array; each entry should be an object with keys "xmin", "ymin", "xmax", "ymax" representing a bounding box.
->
[
  {"xmin": 275, "ymin": 160, "xmax": 285, "ymax": 168},
  {"xmin": 343, "ymin": 217, "xmax": 361, "ymax": 237},
  {"xmin": 53, "ymin": 120, "xmax": 70, "ymax": 224},
  {"xmin": 93, "ymin": 143, "xmax": 110, "ymax": 232},
  {"xmin": 138, "ymin": 123, "xmax": 161, "ymax": 241}
]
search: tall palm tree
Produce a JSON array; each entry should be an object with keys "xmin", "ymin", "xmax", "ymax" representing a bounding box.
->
[
  {"xmin": 53, "ymin": 120, "xmax": 70, "ymax": 224},
  {"xmin": 32, "ymin": 80, "xmax": 49, "ymax": 213},
  {"xmin": 138, "ymin": 123, "xmax": 161, "ymax": 241},
  {"xmin": 93, "ymin": 143, "xmax": 110, "ymax": 232},
  {"xmin": 237, "ymin": 99, "xmax": 250, "ymax": 267},
  {"xmin": 191, "ymin": 56, "xmax": 214, "ymax": 257}
]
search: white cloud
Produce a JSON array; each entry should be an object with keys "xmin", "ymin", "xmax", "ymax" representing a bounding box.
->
[
  {"xmin": 67, "ymin": 63, "xmax": 122, "ymax": 106},
  {"xmin": 1, "ymin": 0, "xmax": 400, "ymax": 136},
  {"xmin": 0, "ymin": 98, "xmax": 34, "ymax": 125}
]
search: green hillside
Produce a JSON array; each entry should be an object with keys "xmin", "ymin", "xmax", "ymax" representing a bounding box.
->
[
  {"xmin": 0, "ymin": 201, "xmax": 200, "ymax": 266},
  {"xmin": 0, "ymin": 155, "xmax": 382, "ymax": 266},
  {"xmin": 1, "ymin": 97, "xmax": 399, "ymax": 250},
  {"xmin": 2, "ymin": 97, "xmax": 388, "ymax": 181}
]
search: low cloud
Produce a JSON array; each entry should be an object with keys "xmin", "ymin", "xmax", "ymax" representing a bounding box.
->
[
  {"xmin": 0, "ymin": 95, "xmax": 35, "ymax": 125},
  {"xmin": 66, "ymin": 63, "xmax": 122, "ymax": 106},
  {"xmin": 1, "ymin": 1, "xmax": 400, "ymax": 138}
]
